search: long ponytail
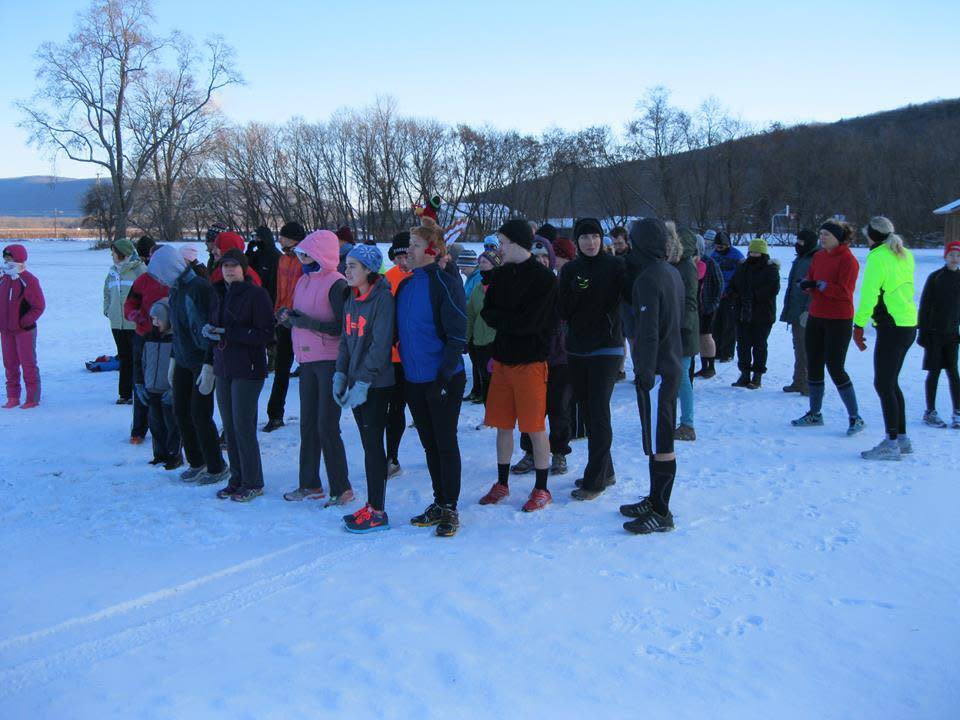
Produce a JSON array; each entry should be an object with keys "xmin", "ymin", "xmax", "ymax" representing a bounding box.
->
[{"xmin": 864, "ymin": 216, "xmax": 905, "ymax": 258}]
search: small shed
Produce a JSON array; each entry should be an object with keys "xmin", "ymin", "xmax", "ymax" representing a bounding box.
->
[{"xmin": 933, "ymin": 198, "xmax": 960, "ymax": 243}]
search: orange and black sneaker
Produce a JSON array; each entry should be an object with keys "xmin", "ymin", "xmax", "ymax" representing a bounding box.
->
[{"xmin": 345, "ymin": 504, "xmax": 390, "ymax": 534}]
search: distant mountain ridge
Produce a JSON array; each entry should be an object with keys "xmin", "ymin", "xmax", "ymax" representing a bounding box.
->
[{"xmin": 0, "ymin": 176, "xmax": 96, "ymax": 217}]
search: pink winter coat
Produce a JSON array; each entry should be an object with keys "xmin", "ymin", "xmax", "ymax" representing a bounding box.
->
[
  {"xmin": 0, "ymin": 245, "xmax": 46, "ymax": 333},
  {"xmin": 291, "ymin": 230, "xmax": 345, "ymax": 363}
]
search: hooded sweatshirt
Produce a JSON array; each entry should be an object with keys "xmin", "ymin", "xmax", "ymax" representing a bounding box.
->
[
  {"xmin": 290, "ymin": 230, "xmax": 347, "ymax": 363},
  {"xmin": 336, "ymin": 276, "xmax": 396, "ymax": 389},
  {"xmin": 104, "ymin": 253, "xmax": 146, "ymax": 330},
  {"xmin": 124, "ymin": 272, "xmax": 169, "ymax": 336},
  {"xmin": 246, "ymin": 228, "xmax": 281, "ymax": 301},
  {"xmin": 208, "ymin": 277, "xmax": 275, "ymax": 380},
  {"xmin": 918, "ymin": 265, "xmax": 960, "ymax": 345},
  {"xmin": 149, "ymin": 246, "xmax": 214, "ymax": 372},
  {"xmin": 626, "ymin": 219, "xmax": 684, "ymax": 391},
  {"xmin": 0, "ymin": 244, "xmax": 45, "ymax": 333},
  {"xmin": 729, "ymin": 254, "xmax": 780, "ymax": 325}
]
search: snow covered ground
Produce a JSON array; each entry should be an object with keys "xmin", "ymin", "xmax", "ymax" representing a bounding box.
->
[{"xmin": 1, "ymin": 241, "xmax": 957, "ymax": 719}]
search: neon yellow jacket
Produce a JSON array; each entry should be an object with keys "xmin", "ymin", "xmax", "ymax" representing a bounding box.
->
[{"xmin": 853, "ymin": 244, "xmax": 917, "ymax": 328}]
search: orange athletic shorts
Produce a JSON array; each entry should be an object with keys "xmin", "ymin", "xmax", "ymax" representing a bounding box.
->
[{"xmin": 484, "ymin": 361, "xmax": 548, "ymax": 433}]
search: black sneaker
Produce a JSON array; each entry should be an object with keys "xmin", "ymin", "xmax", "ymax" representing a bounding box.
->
[
  {"xmin": 216, "ymin": 486, "xmax": 239, "ymax": 499},
  {"xmin": 510, "ymin": 452, "xmax": 535, "ymax": 474},
  {"xmin": 619, "ymin": 497, "xmax": 653, "ymax": 518},
  {"xmin": 436, "ymin": 506, "xmax": 459, "ymax": 537},
  {"xmin": 262, "ymin": 418, "xmax": 284, "ymax": 433},
  {"xmin": 410, "ymin": 502, "xmax": 444, "ymax": 527},
  {"xmin": 231, "ymin": 487, "xmax": 263, "ymax": 502},
  {"xmin": 164, "ymin": 454, "xmax": 184, "ymax": 471},
  {"xmin": 116, "ymin": 397, "xmax": 133, "ymax": 405},
  {"xmin": 624, "ymin": 509, "xmax": 675, "ymax": 534},
  {"xmin": 148, "ymin": 456, "xmax": 165, "ymax": 465}
]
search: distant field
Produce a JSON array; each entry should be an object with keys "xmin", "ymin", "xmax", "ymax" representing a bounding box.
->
[{"xmin": 0, "ymin": 216, "xmax": 98, "ymax": 239}]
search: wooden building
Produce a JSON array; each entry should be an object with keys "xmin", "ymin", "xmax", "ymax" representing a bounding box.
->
[{"xmin": 933, "ymin": 198, "xmax": 960, "ymax": 243}]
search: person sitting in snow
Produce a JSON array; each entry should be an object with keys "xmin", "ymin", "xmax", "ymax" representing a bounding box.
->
[{"xmin": 1, "ymin": 244, "xmax": 45, "ymax": 409}]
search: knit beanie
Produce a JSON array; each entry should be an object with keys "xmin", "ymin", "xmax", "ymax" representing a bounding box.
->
[
  {"xmin": 479, "ymin": 250, "xmax": 503, "ymax": 268},
  {"xmin": 112, "ymin": 238, "xmax": 137, "ymax": 259},
  {"xmin": 447, "ymin": 243, "xmax": 463, "ymax": 262},
  {"xmin": 279, "ymin": 221, "xmax": 306, "ymax": 243},
  {"xmin": 483, "ymin": 234, "xmax": 501, "ymax": 251},
  {"xmin": 218, "ymin": 248, "xmax": 248, "ymax": 270},
  {"xmin": 537, "ymin": 223, "xmax": 558, "ymax": 244},
  {"xmin": 554, "ymin": 237, "xmax": 576, "ymax": 261},
  {"xmin": 388, "ymin": 231, "xmax": 410, "ymax": 261},
  {"xmin": 703, "ymin": 229, "xmax": 717, "ymax": 243},
  {"xmin": 206, "ymin": 223, "xmax": 227, "ymax": 244},
  {"xmin": 713, "ymin": 231, "xmax": 730, "ymax": 247},
  {"xmin": 945, "ymin": 241, "xmax": 960, "ymax": 258},
  {"xmin": 748, "ymin": 238, "xmax": 769, "ymax": 255},
  {"xmin": 456, "ymin": 248, "xmax": 478, "ymax": 268},
  {"xmin": 796, "ymin": 229, "xmax": 818, "ymax": 254},
  {"xmin": 820, "ymin": 221, "xmax": 849, "ymax": 245},
  {"xmin": 148, "ymin": 297, "xmax": 170, "ymax": 324},
  {"xmin": 335, "ymin": 225, "xmax": 354, "ymax": 245},
  {"xmin": 2, "ymin": 244, "xmax": 28, "ymax": 263},
  {"xmin": 573, "ymin": 217, "xmax": 603, "ymax": 240},
  {"xmin": 347, "ymin": 243, "xmax": 383, "ymax": 272},
  {"xmin": 498, "ymin": 219, "xmax": 534, "ymax": 250},
  {"xmin": 179, "ymin": 245, "xmax": 199, "ymax": 263},
  {"xmin": 254, "ymin": 225, "xmax": 273, "ymax": 243},
  {"xmin": 136, "ymin": 235, "xmax": 155, "ymax": 260}
]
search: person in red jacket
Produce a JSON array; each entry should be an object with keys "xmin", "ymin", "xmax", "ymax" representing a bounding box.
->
[
  {"xmin": 1, "ymin": 244, "xmax": 46, "ymax": 409},
  {"xmin": 209, "ymin": 232, "xmax": 262, "ymax": 287},
  {"xmin": 791, "ymin": 220, "xmax": 864, "ymax": 434}
]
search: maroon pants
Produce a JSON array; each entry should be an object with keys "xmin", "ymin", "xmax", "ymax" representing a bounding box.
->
[{"xmin": 2, "ymin": 329, "xmax": 40, "ymax": 404}]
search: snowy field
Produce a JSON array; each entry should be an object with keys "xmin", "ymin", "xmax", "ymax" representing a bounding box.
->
[{"xmin": 1, "ymin": 240, "xmax": 957, "ymax": 719}]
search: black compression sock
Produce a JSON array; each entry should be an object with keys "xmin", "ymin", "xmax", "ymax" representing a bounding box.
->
[
  {"xmin": 649, "ymin": 459, "xmax": 677, "ymax": 515},
  {"xmin": 534, "ymin": 468, "xmax": 549, "ymax": 491},
  {"xmin": 497, "ymin": 463, "xmax": 510, "ymax": 486}
]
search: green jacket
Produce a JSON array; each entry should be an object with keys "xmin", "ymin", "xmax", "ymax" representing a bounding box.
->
[
  {"xmin": 104, "ymin": 256, "xmax": 146, "ymax": 330},
  {"xmin": 466, "ymin": 281, "xmax": 496, "ymax": 347},
  {"xmin": 853, "ymin": 244, "xmax": 917, "ymax": 328}
]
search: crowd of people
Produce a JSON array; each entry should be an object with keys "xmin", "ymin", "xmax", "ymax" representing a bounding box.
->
[{"xmin": 2, "ymin": 213, "xmax": 959, "ymax": 536}]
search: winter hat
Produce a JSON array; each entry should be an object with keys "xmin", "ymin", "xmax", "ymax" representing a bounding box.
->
[
  {"xmin": 254, "ymin": 225, "xmax": 273, "ymax": 244},
  {"xmin": 347, "ymin": 243, "xmax": 383, "ymax": 272},
  {"xmin": 447, "ymin": 243, "xmax": 463, "ymax": 263},
  {"xmin": 603, "ymin": 236, "xmax": 614, "ymax": 247},
  {"xmin": 820, "ymin": 220, "xmax": 849, "ymax": 245},
  {"xmin": 554, "ymin": 237, "xmax": 576, "ymax": 261},
  {"xmin": 796, "ymin": 229, "xmax": 818, "ymax": 254},
  {"xmin": 148, "ymin": 245, "xmax": 188, "ymax": 287},
  {"xmin": 479, "ymin": 250, "xmax": 503, "ymax": 268},
  {"xmin": 179, "ymin": 245, "xmax": 199, "ymax": 263},
  {"xmin": 413, "ymin": 194, "xmax": 443, "ymax": 223},
  {"xmin": 218, "ymin": 248, "xmax": 249, "ymax": 270},
  {"xmin": 388, "ymin": 231, "xmax": 410, "ymax": 261},
  {"xmin": 703, "ymin": 229, "xmax": 717, "ymax": 243},
  {"xmin": 573, "ymin": 217, "xmax": 603, "ymax": 240},
  {"xmin": 748, "ymin": 238, "xmax": 769, "ymax": 255},
  {"xmin": 297, "ymin": 230, "xmax": 340, "ymax": 270},
  {"xmin": 2, "ymin": 244, "xmax": 28, "ymax": 263},
  {"xmin": 335, "ymin": 225, "xmax": 354, "ymax": 245},
  {"xmin": 215, "ymin": 232, "xmax": 246, "ymax": 254},
  {"xmin": 456, "ymin": 248, "xmax": 478, "ymax": 269},
  {"xmin": 279, "ymin": 221, "xmax": 306, "ymax": 243},
  {"xmin": 206, "ymin": 223, "xmax": 227, "ymax": 244},
  {"xmin": 498, "ymin": 218, "xmax": 534, "ymax": 250},
  {"xmin": 945, "ymin": 241, "xmax": 960, "ymax": 257},
  {"xmin": 482, "ymin": 234, "xmax": 501, "ymax": 251},
  {"xmin": 537, "ymin": 222, "xmax": 558, "ymax": 244},
  {"xmin": 112, "ymin": 238, "xmax": 137, "ymax": 259},
  {"xmin": 713, "ymin": 230, "xmax": 730, "ymax": 247},
  {"xmin": 532, "ymin": 236, "xmax": 556, "ymax": 270},
  {"xmin": 136, "ymin": 235, "xmax": 156, "ymax": 260},
  {"xmin": 148, "ymin": 297, "xmax": 170, "ymax": 324}
]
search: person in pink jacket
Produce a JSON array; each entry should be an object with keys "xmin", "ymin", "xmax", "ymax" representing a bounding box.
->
[
  {"xmin": 276, "ymin": 230, "xmax": 353, "ymax": 506},
  {"xmin": 1, "ymin": 244, "xmax": 46, "ymax": 409}
]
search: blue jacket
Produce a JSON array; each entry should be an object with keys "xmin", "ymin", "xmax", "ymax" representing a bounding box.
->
[
  {"xmin": 712, "ymin": 245, "xmax": 745, "ymax": 295},
  {"xmin": 395, "ymin": 262, "xmax": 467, "ymax": 383},
  {"xmin": 168, "ymin": 267, "xmax": 215, "ymax": 372},
  {"xmin": 463, "ymin": 271, "xmax": 482, "ymax": 306}
]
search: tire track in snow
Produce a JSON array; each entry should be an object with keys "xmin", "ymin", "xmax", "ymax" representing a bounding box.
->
[{"xmin": 0, "ymin": 534, "xmax": 390, "ymax": 697}]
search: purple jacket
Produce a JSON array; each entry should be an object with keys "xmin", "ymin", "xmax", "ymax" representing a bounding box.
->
[
  {"xmin": 0, "ymin": 244, "xmax": 45, "ymax": 333},
  {"xmin": 208, "ymin": 279, "xmax": 276, "ymax": 380}
]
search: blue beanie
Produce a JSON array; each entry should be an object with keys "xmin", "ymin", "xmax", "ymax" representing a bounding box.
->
[{"xmin": 347, "ymin": 243, "xmax": 383, "ymax": 272}]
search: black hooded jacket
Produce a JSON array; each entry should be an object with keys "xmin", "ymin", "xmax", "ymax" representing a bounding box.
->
[
  {"xmin": 481, "ymin": 255, "xmax": 558, "ymax": 365},
  {"xmin": 729, "ymin": 255, "xmax": 780, "ymax": 325},
  {"xmin": 625, "ymin": 219, "xmax": 684, "ymax": 391},
  {"xmin": 246, "ymin": 228, "xmax": 282, "ymax": 303},
  {"xmin": 557, "ymin": 248, "xmax": 627, "ymax": 355}
]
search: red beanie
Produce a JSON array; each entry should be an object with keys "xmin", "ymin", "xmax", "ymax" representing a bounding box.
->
[
  {"xmin": 945, "ymin": 240, "xmax": 960, "ymax": 257},
  {"xmin": 215, "ymin": 232, "xmax": 245, "ymax": 253}
]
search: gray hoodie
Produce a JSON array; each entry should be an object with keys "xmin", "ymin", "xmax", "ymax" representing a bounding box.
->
[
  {"xmin": 148, "ymin": 246, "xmax": 188, "ymax": 288},
  {"xmin": 335, "ymin": 277, "xmax": 395, "ymax": 389}
]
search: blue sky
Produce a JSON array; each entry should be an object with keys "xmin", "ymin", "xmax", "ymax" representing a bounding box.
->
[{"xmin": 1, "ymin": 0, "xmax": 958, "ymax": 178}]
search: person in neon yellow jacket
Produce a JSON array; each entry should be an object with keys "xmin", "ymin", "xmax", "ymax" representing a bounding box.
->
[{"xmin": 853, "ymin": 217, "xmax": 918, "ymax": 461}]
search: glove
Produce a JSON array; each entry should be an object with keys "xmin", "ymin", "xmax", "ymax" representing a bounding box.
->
[
  {"xmin": 161, "ymin": 389, "xmax": 174, "ymax": 406},
  {"xmin": 853, "ymin": 325, "xmax": 867, "ymax": 352},
  {"xmin": 202, "ymin": 323, "xmax": 225, "ymax": 341},
  {"xmin": 816, "ymin": 280, "xmax": 827, "ymax": 291},
  {"xmin": 134, "ymin": 383, "xmax": 149, "ymax": 406},
  {"xmin": 168, "ymin": 358, "xmax": 176, "ymax": 386},
  {"xmin": 197, "ymin": 364, "xmax": 215, "ymax": 395},
  {"xmin": 332, "ymin": 372, "xmax": 348, "ymax": 407},
  {"xmin": 427, "ymin": 375, "xmax": 450, "ymax": 404},
  {"xmin": 798, "ymin": 280, "xmax": 817, "ymax": 290},
  {"xmin": 285, "ymin": 310, "xmax": 310, "ymax": 328},
  {"xmin": 344, "ymin": 381, "xmax": 371, "ymax": 409},
  {"xmin": 799, "ymin": 311, "xmax": 809, "ymax": 328}
]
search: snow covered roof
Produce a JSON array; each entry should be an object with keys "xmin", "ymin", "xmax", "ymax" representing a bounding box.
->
[{"xmin": 933, "ymin": 198, "xmax": 960, "ymax": 215}]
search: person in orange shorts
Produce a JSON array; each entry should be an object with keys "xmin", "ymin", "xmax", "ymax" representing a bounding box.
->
[{"xmin": 478, "ymin": 219, "xmax": 558, "ymax": 512}]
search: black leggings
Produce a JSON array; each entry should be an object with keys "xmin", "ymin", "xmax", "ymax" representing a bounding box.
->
[
  {"xmin": 172, "ymin": 363, "xmax": 225, "ymax": 473},
  {"xmin": 568, "ymin": 355, "xmax": 619, "ymax": 487},
  {"xmin": 636, "ymin": 373, "xmax": 680, "ymax": 457},
  {"xmin": 805, "ymin": 316, "xmax": 853, "ymax": 387},
  {"xmin": 924, "ymin": 340, "xmax": 960, "ymax": 412},
  {"xmin": 736, "ymin": 322, "xmax": 773, "ymax": 374},
  {"xmin": 385, "ymin": 362, "xmax": 406, "ymax": 463},
  {"xmin": 353, "ymin": 387, "xmax": 390, "ymax": 511},
  {"xmin": 874, "ymin": 325, "xmax": 916, "ymax": 439},
  {"xmin": 405, "ymin": 372, "xmax": 466, "ymax": 508}
]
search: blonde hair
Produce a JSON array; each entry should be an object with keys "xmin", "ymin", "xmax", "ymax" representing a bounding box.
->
[
  {"xmin": 410, "ymin": 217, "xmax": 446, "ymax": 257},
  {"xmin": 664, "ymin": 221, "xmax": 682, "ymax": 264},
  {"xmin": 864, "ymin": 216, "xmax": 905, "ymax": 257}
]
